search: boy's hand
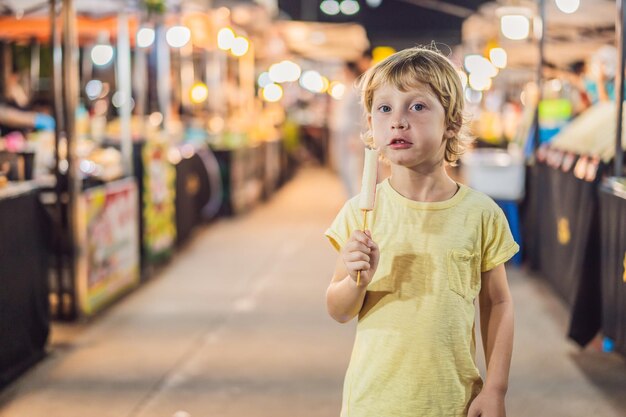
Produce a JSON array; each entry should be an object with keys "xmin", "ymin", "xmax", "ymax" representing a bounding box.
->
[
  {"xmin": 467, "ymin": 388, "xmax": 506, "ymax": 417},
  {"xmin": 341, "ymin": 230, "xmax": 379, "ymax": 286}
]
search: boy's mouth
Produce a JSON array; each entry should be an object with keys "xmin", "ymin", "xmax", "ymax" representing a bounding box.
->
[{"xmin": 389, "ymin": 138, "xmax": 413, "ymax": 145}]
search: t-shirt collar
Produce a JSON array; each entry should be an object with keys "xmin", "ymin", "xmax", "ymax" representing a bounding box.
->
[{"xmin": 382, "ymin": 178, "xmax": 467, "ymax": 210}]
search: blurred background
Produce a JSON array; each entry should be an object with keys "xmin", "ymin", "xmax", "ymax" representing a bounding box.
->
[{"xmin": 0, "ymin": 0, "xmax": 625, "ymax": 416}]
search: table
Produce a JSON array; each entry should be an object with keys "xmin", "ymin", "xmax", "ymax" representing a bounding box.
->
[
  {"xmin": 599, "ymin": 178, "xmax": 626, "ymax": 356},
  {"xmin": 0, "ymin": 182, "xmax": 50, "ymax": 388}
]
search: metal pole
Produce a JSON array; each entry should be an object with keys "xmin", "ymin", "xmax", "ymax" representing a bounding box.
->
[
  {"xmin": 155, "ymin": 21, "xmax": 171, "ymax": 133},
  {"xmin": 49, "ymin": 0, "xmax": 65, "ymax": 319},
  {"xmin": 51, "ymin": 0, "xmax": 64, "ymax": 133},
  {"xmin": 533, "ymin": 0, "xmax": 546, "ymax": 153},
  {"xmin": 133, "ymin": 29, "xmax": 147, "ymax": 132},
  {"xmin": 117, "ymin": 10, "xmax": 133, "ymax": 176},
  {"xmin": 615, "ymin": 0, "xmax": 626, "ymax": 177},
  {"xmin": 62, "ymin": 0, "xmax": 79, "ymax": 319}
]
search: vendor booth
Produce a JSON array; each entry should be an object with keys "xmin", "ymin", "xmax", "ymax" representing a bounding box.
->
[
  {"xmin": 461, "ymin": 0, "xmax": 626, "ymax": 349},
  {"xmin": 543, "ymin": 96, "xmax": 626, "ymax": 345},
  {"xmin": 526, "ymin": 149, "xmax": 605, "ymax": 346},
  {"xmin": 0, "ymin": 3, "xmax": 155, "ymax": 320}
]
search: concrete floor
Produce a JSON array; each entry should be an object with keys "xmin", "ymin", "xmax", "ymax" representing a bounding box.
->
[{"xmin": 1, "ymin": 167, "xmax": 626, "ymax": 417}]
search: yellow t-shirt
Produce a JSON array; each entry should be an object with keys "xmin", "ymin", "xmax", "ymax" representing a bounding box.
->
[{"xmin": 325, "ymin": 179, "xmax": 519, "ymax": 417}]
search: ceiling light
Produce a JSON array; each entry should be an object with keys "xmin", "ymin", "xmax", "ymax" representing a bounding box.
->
[
  {"xmin": 555, "ymin": 0, "xmax": 580, "ymax": 14},
  {"xmin": 320, "ymin": 0, "xmax": 340, "ymax": 15},
  {"xmin": 329, "ymin": 82, "xmax": 346, "ymax": 99},
  {"xmin": 282, "ymin": 61, "xmax": 302, "ymax": 82},
  {"xmin": 217, "ymin": 27, "xmax": 235, "ymax": 50},
  {"xmin": 231, "ymin": 37, "xmax": 249, "ymax": 56},
  {"xmin": 340, "ymin": 0, "xmax": 360, "ymax": 15},
  {"xmin": 489, "ymin": 48, "xmax": 507, "ymax": 69},
  {"xmin": 500, "ymin": 14, "xmax": 530, "ymax": 40},
  {"xmin": 85, "ymin": 80, "xmax": 103, "ymax": 100},
  {"xmin": 190, "ymin": 82, "xmax": 209, "ymax": 104},
  {"xmin": 137, "ymin": 27, "xmax": 155, "ymax": 48},
  {"xmin": 166, "ymin": 26, "xmax": 191, "ymax": 48},
  {"xmin": 91, "ymin": 44, "xmax": 114, "ymax": 66},
  {"xmin": 300, "ymin": 70, "xmax": 325, "ymax": 93},
  {"xmin": 464, "ymin": 55, "xmax": 498, "ymax": 77},
  {"xmin": 468, "ymin": 73, "xmax": 492, "ymax": 91},
  {"xmin": 257, "ymin": 72, "xmax": 272, "ymax": 88},
  {"xmin": 262, "ymin": 83, "xmax": 283, "ymax": 102}
]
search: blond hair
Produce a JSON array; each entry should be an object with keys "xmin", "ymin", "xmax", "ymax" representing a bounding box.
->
[{"xmin": 359, "ymin": 46, "xmax": 472, "ymax": 165}]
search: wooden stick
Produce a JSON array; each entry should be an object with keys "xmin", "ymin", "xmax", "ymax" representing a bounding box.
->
[{"xmin": 356, "ymin": 209, "xmax": 368, "ymax": 286}]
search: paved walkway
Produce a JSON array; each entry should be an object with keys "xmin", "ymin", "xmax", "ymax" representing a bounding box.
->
[{"xmin": 1, "ymin": 167, "xmax": 625, "ymax": 417}]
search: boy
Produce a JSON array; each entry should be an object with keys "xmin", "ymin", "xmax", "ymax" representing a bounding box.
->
[{"xmin": 325, "ymin": 47, "xmax": 518, "ymax": 417}]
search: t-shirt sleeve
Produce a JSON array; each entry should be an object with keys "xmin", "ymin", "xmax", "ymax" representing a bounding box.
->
[
  {"xmin": 324, "ymin": 200, "xmax": 360, "ymax": 252},
  {"xmin": 481, "ymin": 207, "xmax": 520, "ymax": 272}
]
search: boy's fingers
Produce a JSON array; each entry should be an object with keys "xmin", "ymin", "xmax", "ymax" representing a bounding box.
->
[
  {"xmin": 346, "ymin": 251, "xmax": 370, "ymax": 263},
  {"xmin": 351, "ymin": 230, "xmax": 371, "ymax": 245},
  {"xmin": 363, "ymin": 230, "xmax": 376, "ymax": 246},
  {"xmin": 348, "ymin": 261, "xmax": 370, "ymax": 272},
  {"xmin": 346, "ymin": 240, "xmax": 370, "ymax": 254}
]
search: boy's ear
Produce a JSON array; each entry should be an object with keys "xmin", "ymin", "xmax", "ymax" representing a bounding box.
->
[{"xmin": 445, "ymin": 121, "xmax": 460, "ymax": 138}]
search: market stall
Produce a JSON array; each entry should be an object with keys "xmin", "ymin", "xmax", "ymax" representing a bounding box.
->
[
  {"xmin": 460, "ymin": 0, "xmax": 626, "ymax": 348},
  {"xmin": 540, "ymin": 94, "xmax": 626, "ymax": 345},
  {"xmin": 0, "ymin": 2, "xmax": 146, "ymax": 319},
  {"xmin": 526, "ymin": 149, "xmax": 605, "ymax": 346}
]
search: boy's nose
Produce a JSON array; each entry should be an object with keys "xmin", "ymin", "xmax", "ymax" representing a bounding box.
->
[{"xmin": 391, "ymin": 118, "xmax": 408, "ymax": 129}]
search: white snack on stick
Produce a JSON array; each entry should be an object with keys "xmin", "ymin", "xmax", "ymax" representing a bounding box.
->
[
  {"xmin": 358, "ymin": 147, "xmax": 379, "ymax": 211},
  {"xmin": 356, "ymin": 146, "xmax": 378, "ymax": 286}
]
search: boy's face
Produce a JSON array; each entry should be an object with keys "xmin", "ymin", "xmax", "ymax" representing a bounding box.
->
[{"xmin": 368, "ymin": 82, "xmax": 452, "ymax": 169}]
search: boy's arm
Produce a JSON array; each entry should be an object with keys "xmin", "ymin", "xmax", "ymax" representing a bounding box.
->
[
  {"xmin": 326, "ymin": 255, "xmax": 368, "ymax": 323},
  {"xmin": 326, "ymin": 230, "xmax": 379, "ymax": 324},
  {"xmin": 478, "ymin": 263, "xmax": 514, "ymax": 395}
]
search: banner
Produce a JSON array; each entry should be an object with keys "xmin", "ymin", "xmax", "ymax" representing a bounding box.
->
[
  {"xmin": 143, "ymin": 141, "xmax": 176, "ymax": 262},
  {"xmin": 78, "ymin": 178, "xmax": 139, "ymax": 315}
]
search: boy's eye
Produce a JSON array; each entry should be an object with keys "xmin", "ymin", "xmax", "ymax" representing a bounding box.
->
[
  {"xmin": 411, "ymin": 103, "xmax": 425, "ymax": 111},
  {"xmin": 378, "ymin": 105, "xmax": 391, "ymax": 113}
]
